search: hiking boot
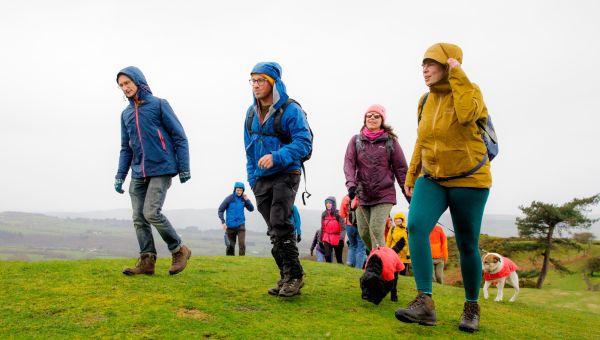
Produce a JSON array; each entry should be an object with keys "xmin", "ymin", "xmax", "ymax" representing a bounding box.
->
[
  {"xmin": 395, "ymin": 292, "xmax": 437, "ymax": 326},
  {"xmin": 268, "ymin": 278, "xmax": 286, "ymax": 296},
  {"xmin": 169, "ymin": 245, "xmax": 191, "ymax": 275},
  {"xmin": 123, "ymin": 254, "xmax": 156, "ymax": 276},
  {"xmin": 279, "ymin": 277, "xmax": 304, "ymax": 297},
  {"xmin": 459, "ymin": 301, "xmax": 480, "ymax": 333}
]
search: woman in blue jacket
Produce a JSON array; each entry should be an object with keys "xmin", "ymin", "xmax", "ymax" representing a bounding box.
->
[{"xmin": 218, "ymin": 182, "xmax": 255, "ymax": 256}]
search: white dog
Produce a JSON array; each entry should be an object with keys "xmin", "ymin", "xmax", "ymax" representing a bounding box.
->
[{"xmin": 482, "ymin": 252, "xmax": 520, "ymax": 302}]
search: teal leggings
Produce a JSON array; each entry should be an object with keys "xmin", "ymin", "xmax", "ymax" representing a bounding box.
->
[{"xmin": 408, "ymin": 177, "xmax": 489, "ymax": 301}]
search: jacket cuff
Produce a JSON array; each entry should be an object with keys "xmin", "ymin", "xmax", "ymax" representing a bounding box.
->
[
  {"xmin": 270, "ymin": 151, "xmax": 280, "ymax": 167},
  {"xmin": 405, "ymin": 173, "xmax": 416, "ymax": 187}
]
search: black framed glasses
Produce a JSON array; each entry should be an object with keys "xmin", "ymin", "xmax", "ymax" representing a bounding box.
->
[{"xmin": 249, "ymin": 78, "xmax": 268, "ymax": 86}]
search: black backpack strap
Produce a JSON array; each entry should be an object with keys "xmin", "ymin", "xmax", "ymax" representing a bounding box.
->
[
  {"xmin": 418, "ymin": 92, "xmax": 429, "ymax": 124},
  {"xmin": 246, "ymin": 108, "xmax": 255, "ymax": 134},
  {"xmin": 354, "ymin": 134, "xmax": 363, "ymax": 152},
  {"xmin": 273, "ymin": 98, "xmax": 297, "ymax": 144},
  {"xmin": 385, "ymin": 137, "xmax": 394, "ymax": 160}
]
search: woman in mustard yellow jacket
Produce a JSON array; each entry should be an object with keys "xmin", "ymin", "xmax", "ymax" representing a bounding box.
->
[
  {"xmin": 395, "ymin": 43, "xmax": 491, "ymax": 333},
  {"xmin": 386, "ymin": 211, "xmax": 410, "ymax": 276}
]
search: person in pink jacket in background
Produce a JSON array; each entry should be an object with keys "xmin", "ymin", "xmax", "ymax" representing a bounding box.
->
[{"xmin": 320, "ymin": 196, "xmax": 345, "ymax": 263}]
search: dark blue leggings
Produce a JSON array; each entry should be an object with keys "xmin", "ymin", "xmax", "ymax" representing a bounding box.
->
[{"xmin": 407, "ymin": 177, "xmax": 489, "ymax": 301}]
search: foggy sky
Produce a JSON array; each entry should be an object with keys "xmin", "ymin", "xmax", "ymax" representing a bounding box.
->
[{"xmin": 1, "ymin": 0, "xmax": 599, "ymax": 216}]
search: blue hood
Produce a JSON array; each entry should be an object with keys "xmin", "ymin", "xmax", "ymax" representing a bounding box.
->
[
  {"xmin": 233, "ymin": 181, "xmax": 245, "ymax": 195},
  {"xmin": 117, "ymin": 66, "xmax": 153, "ymax": 102},
  {"xmin": 251, "ymin": 62, "xmax": 289, "ymax": 111}
]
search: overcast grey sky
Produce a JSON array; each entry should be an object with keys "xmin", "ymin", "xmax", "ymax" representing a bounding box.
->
[{"xmin": 1, "ymin": 0, "xmax": 599, "ymax": 216}]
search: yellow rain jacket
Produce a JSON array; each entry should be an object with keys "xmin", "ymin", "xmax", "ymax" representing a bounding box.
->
[
  {"xmin": 386, "ymin": 212, "xmax": 411, "ymax": 263},
  {"xmin": 406, "ymin": 43, "xmax": 492, "ymax": 189}
]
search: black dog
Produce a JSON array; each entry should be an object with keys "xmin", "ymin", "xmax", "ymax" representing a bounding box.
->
[{"xmin": 360, "ymin": 244, "xmax": 405, "ymax": 305}]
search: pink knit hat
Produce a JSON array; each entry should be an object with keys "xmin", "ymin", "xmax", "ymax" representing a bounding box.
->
[{"xmin": 364, "ymin": 104, "xmax": 386, "ymax": 122}]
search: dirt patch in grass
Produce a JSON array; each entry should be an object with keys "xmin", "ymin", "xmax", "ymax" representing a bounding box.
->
[{"xmin": 176, "ymin": 308, "xmax": 213, "ymax": 321}]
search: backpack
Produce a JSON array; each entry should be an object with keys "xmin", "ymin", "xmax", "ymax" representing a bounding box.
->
[
  {"xmin": 246, "ymin": 98, "xmax": 314, "ymax": 204},
  {"xmin": 418, "ymin": 92, "xmax": 498, "ymax": 180},
  {"xmin": 354, "ymin": 134, "xmax": 395, "ymax": 163},
  {"xmin": 246, "ymin": 98, "xmax": 314, "ymax": 162}
]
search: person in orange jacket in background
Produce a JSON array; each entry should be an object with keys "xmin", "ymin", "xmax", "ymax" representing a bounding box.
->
[{"xmin": 430, "ymin": 223, "xmax": 448, "ymax": 284}]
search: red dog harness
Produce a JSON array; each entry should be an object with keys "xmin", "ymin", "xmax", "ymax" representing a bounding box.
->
[
  {"xmin": 365, "ymin": 247, "xmax": 405, "ymax": 281},
  {"xmin": 484, "ymin": 257, "xmax": 519, "ymax": 281}
]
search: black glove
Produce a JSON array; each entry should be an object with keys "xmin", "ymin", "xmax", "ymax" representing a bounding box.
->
[
  {"xmin": 296, "ymin": 234, "xmax": 301, "ymax": 243},
  {"xmin": 348, "ymin": 186, "xmax": 357, "ymax": 200},
  {"xmin": 392, "ymin": 238, "xmax": 406, "ymax": 253}
]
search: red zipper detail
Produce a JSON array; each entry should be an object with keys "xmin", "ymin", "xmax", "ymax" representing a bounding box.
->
[
  {"xmin": 157, "ymin": 129, "xmax": 166, "ymax": 150},
  {"xmin": 135, "ymin": 102, "xmax": 146, "ymax": 177}
]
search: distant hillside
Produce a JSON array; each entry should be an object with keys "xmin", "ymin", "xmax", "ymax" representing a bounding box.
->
[
  {"xmin": 0, "ymin": 211, "xmax": 275, "ymax": 260},
  {"xmin": 3, "ymin": 210, "xmax": 599, "ymax": 262},
  {"xmin": 1, "ymin": 256, "xmax": 598, "ymax": 339},
  {"xmin": 45, "ymin": 208, "xmax": 600, "ymax": 238}
]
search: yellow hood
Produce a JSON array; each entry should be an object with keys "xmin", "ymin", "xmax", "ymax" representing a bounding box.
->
[
  {"xmin": 405, "ymin": 43, "xmax": 491, "ymax": 188},
  {"xmin": 393, "ymin": 212, "xmax": 407, "ymax": 227},
  {"xmin": 423, "ymin": 43, "xmax": 463, "ymax": 65}
]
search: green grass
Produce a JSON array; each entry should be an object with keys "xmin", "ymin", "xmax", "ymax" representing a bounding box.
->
[{"xmin": 1, "ymin": 257, "xmax": 600, "ymax": 339}]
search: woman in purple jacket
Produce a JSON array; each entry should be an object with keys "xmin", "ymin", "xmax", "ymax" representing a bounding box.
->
[{"xmin": 343, "ymin": 104, "xmax": 409, "ymax": 252}]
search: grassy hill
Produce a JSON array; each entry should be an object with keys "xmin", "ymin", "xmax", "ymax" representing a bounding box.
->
[{"xmin": 2, "ymin": 257, "xmax": 599, "ymax": 339}]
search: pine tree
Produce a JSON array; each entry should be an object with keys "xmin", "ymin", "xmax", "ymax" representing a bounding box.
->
[{"xmin": 516, "ymin": 194, "xmax": 599, "ymax": 289}]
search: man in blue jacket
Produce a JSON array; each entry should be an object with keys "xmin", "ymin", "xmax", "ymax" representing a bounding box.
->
[
  {"xmin": 218, "ymin": 182, "xmax": 255, "ymax": 256},
  {"xmin": 244, "ymin": 62, "xmax": 312, "ymax": 297},
  {"xmin": 115, "ymin": 66, "xmax": 192, "ymax": 276}
]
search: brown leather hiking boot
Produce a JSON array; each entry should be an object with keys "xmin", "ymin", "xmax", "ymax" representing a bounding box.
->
[
  {"xmin": 268, "ymin": 279, "xmax": 285, "ymax": 296},
  {"xmin": 459, "ymin": 301, "xmax": 480, "ymax": 333},
  {"xmin": 169, "ymin": 245, "xmax": 191, "ymax": 275},
  {"xmin": 279, "ymin": 277, "xmax": 304, "ymax": 297},
  {"xmin": 123, "ymin": 254, "xmax": 156, "ymax": 276},
  {"xmin": 395, "ymin": 292, "xmax": 437, "ymax": 326}
]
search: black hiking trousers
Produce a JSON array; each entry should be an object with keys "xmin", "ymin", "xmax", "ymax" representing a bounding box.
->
[
  {"xmin": 254, "ymin": 171, "xmax": 304, "ymax": 281},
  {"xmin": 225, "ymin": 224, "xmax": 246, "ymax": 256}
]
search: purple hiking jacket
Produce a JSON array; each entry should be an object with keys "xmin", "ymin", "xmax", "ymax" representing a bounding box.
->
[{"xmin": 343, "ymin": 132, "xmax": 409, "ymax": 206}]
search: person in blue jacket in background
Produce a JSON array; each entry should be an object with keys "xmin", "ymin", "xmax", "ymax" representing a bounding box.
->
[
  {"xmin": 218, "ymin": 182, "xmax": 255, "ymax": 256},
  {"xmin": 291, "ymin": 205, "xmax": 302, "ymax": 243},
  {"xmin": 244, "ymin": 61, "xmax": 312, "ymax": 297},
  {"xmin": 114, "ymin": 66, "xmax": 191, "ymax": 276}
]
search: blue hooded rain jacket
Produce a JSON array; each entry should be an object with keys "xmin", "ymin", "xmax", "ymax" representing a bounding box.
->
[
  {"xmin": 244, "ymin": 62, "xmax": 312, "ymax": 188},
  {"xmin": 218, "ymin": 182, "xmax": 255, "ymax": 228},
  {"xmin": 116, "ymin": 66, "xmax": 190, "ymax": 180}
]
